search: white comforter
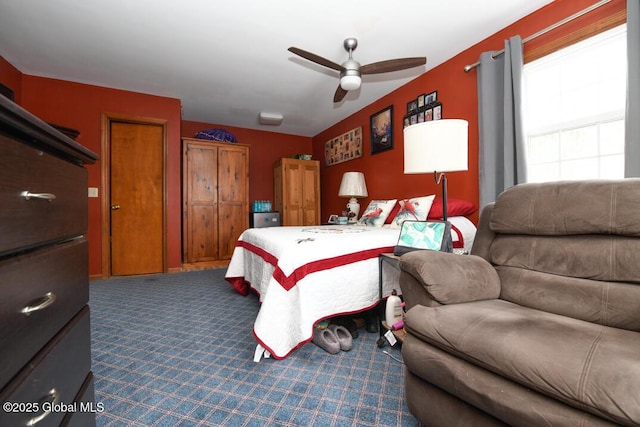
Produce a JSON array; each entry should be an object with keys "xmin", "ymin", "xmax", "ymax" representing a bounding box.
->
[{"xmin": 225, "ymin": 218, "xmax": 476, "ymax": 359}]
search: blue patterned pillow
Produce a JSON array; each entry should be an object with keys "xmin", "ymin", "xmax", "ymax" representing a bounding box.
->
[{"xmin": 194, "ymin": 128, "xmax": 237, "ymax": 143}]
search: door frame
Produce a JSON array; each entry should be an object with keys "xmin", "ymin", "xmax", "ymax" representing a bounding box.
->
[{"xmin": 100, "ymin": 113, "xmax": 168, "ymax": 278}]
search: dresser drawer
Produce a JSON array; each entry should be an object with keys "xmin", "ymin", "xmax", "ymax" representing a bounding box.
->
[
  {"xmin": 0, "ymin": 238, "xmax": 88, "ymax": 388},
  {"xmin": 0, "ymin": 134, "xmax": 88, "ymax": 255},
  {"xmin": 61, "ymin": 372, "xmax": 96, "ymax": 427},
  {"xmin": 0, "ymin": 307, "xmax": 91, "ymax": 427}
]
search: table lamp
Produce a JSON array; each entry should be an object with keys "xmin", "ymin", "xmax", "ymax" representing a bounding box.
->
[
  {"xmin": 338, "ymin": 172, "xmax": 368, "ymax": 223},
  {"xmin": 403, "ymin": 119, "xmax": 468, "ymax": 221}
]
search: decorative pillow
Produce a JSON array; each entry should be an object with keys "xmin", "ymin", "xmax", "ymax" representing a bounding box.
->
[
  {"xmin": 427, "ymin": 197, "xmax": 476, "ymax": 219},
  {"xmin": 385, "ymin": 202, "xmax": 401, "ymax": 224},
  {"xmin": 390, "ymin": 195, "xmax": 435, "ymax": 229},
  {"xmin": 357, "ymin": 199, "xmax": 397, "ymax": 227}
]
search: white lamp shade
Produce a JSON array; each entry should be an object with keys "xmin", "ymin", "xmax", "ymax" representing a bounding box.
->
[
  {"xmin": 340, "ymin": 75, "xmax": 361, "ymax": 91},
  {"xmin": 338, "ymin": 172, "xmax": 368, "ymax": 197},
  {"xmin": 403, "ymin": 119, "xmax": 469, "ymax": 174}
]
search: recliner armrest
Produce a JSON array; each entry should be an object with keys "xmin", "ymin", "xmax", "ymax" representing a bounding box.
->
[{"xmin": 399, "ymin": 251, "xmax": 501, "ymax": 307}]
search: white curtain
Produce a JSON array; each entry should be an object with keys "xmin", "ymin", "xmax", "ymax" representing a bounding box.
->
[
  {"xmin": 626, "ymin": 0, "xmax": 640, "ymax": 176},
  {"xmin": 477, "ymin": 36, "xmax": 527, "ymax": 208}
]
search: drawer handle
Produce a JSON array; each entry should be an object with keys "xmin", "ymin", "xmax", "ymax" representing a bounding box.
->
[
  {"xmin": 26, "ymin": 388, "xmax": 60, "ymax": 426},
  {"xmin": 21, "ymin": 292, "xmax": 56, "ymax": 316},
  {"xmin": 21, "ymin": 191, "xmax": 57, "ymax": 201}
]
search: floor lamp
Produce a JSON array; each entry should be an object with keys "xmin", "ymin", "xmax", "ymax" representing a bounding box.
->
[{"xmin": 403, "ymin": 119, "xmax": 468, "ymax": 222}]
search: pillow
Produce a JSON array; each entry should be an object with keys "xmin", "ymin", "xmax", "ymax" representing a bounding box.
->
[
  {"xmin": 390, "ymin": 195, "xmax": 435, "ymax": 229},
  {"xmin": 428, "ymin": 197, "xmax": 476, "ymax": 219},
  {"xmin": 357, "ymin": 199, "xmax": 397, "ymax": 227},
  {"xmin": 384, "ymin": 202, "xmax": 401, "ymax": 224}
]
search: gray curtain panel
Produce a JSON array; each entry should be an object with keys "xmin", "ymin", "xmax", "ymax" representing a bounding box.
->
[
  {"xmin": 626, "ymin": 0, "xmax": 640, "ymax": 177},
  {"xmin": 477, "ymin": 36, "xmax": 527, "ymax": 208}
]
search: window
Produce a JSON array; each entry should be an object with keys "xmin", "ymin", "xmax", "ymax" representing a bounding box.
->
[{"xmin": 523, "ymin": 25, "xmax": 626, "ymax": 182}]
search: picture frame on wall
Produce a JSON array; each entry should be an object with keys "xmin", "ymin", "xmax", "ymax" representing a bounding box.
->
[
  {"xmin": 410, "ymin": 113, "xmax": 418, "ymax": 125},
  {"xmin": 403, "ymin": 115, "xmax": 411, "ymax": 128},
  {"xmin": 407, "ymin": 100, "xmax": 418, "ymax": 114},
  {"xmin": 370, "ymin": 105, "xmax": 393, "ymax": 155},
  {"xmin": 324, "ymin": 126, "xmax": 363, "ymax": 166},
  {"xmin": 425, "ymin": 91, "xmax": 437, "ymax": 106},
  {"xmin": 425, "ymin": 108, "xmax": 433, "ymax": 121},
  {"xmin": 433, "ymin": 103, "xmax": 442, "ymax": 120},
  {"xmin": 417, "ymin": 94, "xmax": 425, "ymax": 109}
]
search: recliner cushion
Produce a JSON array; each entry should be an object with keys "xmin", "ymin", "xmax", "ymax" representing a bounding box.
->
[
  {"xmin": 490, "ymin": 180, "xmax": 640, "ymax": 236},
  {"xmin": 404, "ymin": 299, "xmax": 640, "ymax": 425}
]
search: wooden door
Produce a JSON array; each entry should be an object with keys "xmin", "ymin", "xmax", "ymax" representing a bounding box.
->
[
  {"xmin": 217, "ymin": 145, "xmax": 249, "ymax": 259},
  {"xmin": 110, "ymin": 122, "xmax": 164, "ymax": 275},
  {"xmin": 184, "ymin": 142, "xmax": 218, "ymax": 263},
  {"xmin": 282, "ymin": 161, "xmax": 304, "ymax": 225},
  {"xmin": 301, "ymin": 162, "xmax": 320, "ymax": 225}
]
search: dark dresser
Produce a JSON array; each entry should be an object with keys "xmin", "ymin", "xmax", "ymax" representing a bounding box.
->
[{"xmin": 0, "ymin": 95, "xmax": 98, "ymax": 426}]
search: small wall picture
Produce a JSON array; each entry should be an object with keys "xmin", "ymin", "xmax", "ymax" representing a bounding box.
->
[
  {"xmin": 370, "ymin": 105, "xmax": 393, "ymax": 155},
  {"xmin": 403, "ymin": 115, "xmax": 411, "ymax": 128},
  {"xmin": 433, "ymin": 103, "xmax": 442, "ymax": 120},
  {"xmin": 407, "ymin": 100, "xmax": 418, "ymax": 114},
  {"xmin": 425, "ymin": 91, "xmax": 437, "ymax": 106},
  {"xmin": 425, "ymin": 108, "xmax": 433, "ymax": 121}
]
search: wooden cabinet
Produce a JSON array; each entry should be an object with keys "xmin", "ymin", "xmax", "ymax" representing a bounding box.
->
[
  {"xmin": 274, "ymin": 158, "xmax": 320, "ymax": 226},
  {"xmin": 182, "ymin": 138, "xmax": 249, "ymax": 266},
  {"xmin": 0, "ymin": 95, "xmax": 98, "ymax": 426}
]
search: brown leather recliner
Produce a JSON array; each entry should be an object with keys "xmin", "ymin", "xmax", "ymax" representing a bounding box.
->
[{"xmin": 399, "ymin": 180, "xmax": 640, "ymax": 427}]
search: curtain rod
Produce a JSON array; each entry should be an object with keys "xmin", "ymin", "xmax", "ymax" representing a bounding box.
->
[{"xmin": 463, "ymin": 0, "xmax": 612, "ymax": 72}]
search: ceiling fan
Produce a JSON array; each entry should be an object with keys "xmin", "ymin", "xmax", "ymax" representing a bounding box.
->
[{"xmin": 288, "ymin": 37, "xmax": 426, "ymax": 103}]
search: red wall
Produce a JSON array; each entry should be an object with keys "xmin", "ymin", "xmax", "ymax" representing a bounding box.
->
[
  {"xmin": 0, "ymin": 56, "xmax": 22, "ymax": 103},
  {"xmin": 181, "ymin": 121, "xmax": 312, "ymax": 204},
  {"xmin": 19, "ymin": 76, "xmax": 183, "ymax": 278},
  {"xmin": 313, "ymin": 0, "xmax": 625, "ymax": 224}
]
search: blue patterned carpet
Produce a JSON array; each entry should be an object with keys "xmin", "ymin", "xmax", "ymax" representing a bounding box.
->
[{"xmin": 90, "ymin": 269, "xmax": 417, "ymax": 426}]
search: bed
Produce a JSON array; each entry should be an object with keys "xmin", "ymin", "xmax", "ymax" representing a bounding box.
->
[{"xmin": 225, "ymin": 216, "xmax": 476, "ymax": 360}]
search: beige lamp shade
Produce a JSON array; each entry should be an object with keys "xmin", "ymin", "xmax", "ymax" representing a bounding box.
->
[
  {"xmin": 338, "ymin": 172, "xmax": 368, "ymax": 197},
  {"xmin": 338, "ymin": 172, "xmax": 368, "ymax": 223}
]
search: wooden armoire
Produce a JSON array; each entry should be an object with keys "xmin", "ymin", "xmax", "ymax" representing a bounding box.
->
[
  {"xmin": 182, "ymin": 138, "xmax": 249, "ymax": 267},
  {"xmin": 273, "ymin": 158, "xmax": 320, "ymax": 226}
]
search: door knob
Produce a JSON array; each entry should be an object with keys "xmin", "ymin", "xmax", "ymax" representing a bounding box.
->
[{"xmin": 111, "ymin": 204, "xmax": 121, "ymax": 210}]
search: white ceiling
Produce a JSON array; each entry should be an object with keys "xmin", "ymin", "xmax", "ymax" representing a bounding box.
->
[{"xmin": 0, "ymin": 0, "xmax": 553, "ymax": 137}]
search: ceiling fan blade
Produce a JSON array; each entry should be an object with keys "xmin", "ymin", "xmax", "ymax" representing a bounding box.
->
[
  {"xmin": 288, "ymin": 47, "xmax": 343, "ymax": 72},
  {"xmin": 333, "ymin": 85, "xmax": 348, "ymax": 103},
  {"xmin": 360, "ymin": 57, "xmax": 426, "ymax": 75}
]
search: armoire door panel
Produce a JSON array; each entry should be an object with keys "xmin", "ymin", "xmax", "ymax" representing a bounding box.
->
[
  {"xmin": 218, "ymin": 203, "xmax": 245, "ymax": 260},
  {"xmin": 189, "ymin": 205, "xmax": 217, "ymax": 262},
  {"xmin": 188, "ymin": 145, "xmax": 218, "ymax": 204},
  {"xmin": 218, "ymin": 147, "xmax": 248, "ymax": 204}
]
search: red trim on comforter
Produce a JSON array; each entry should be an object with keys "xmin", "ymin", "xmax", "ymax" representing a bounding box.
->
[
  {"xmin": 226, "ymin": 240, "xmax": 395, "ymax": 294},
  {"xmin": 451, "ymin": 223, "xmax": 463, "ymax": 249}
]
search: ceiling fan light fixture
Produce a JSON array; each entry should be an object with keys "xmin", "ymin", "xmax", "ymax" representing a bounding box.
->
[
  {"xmin": 340, "ymin": 66, "xmax": 361, "ymax": 91},
  {"xmin": 340, "ymin": 75, "xmax": 361, "ymax": 91}
]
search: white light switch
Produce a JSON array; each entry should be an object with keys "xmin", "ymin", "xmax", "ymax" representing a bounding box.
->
[{"xmin": 88, "ymin": 187, "xmax": 99, "ymax": 198}]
